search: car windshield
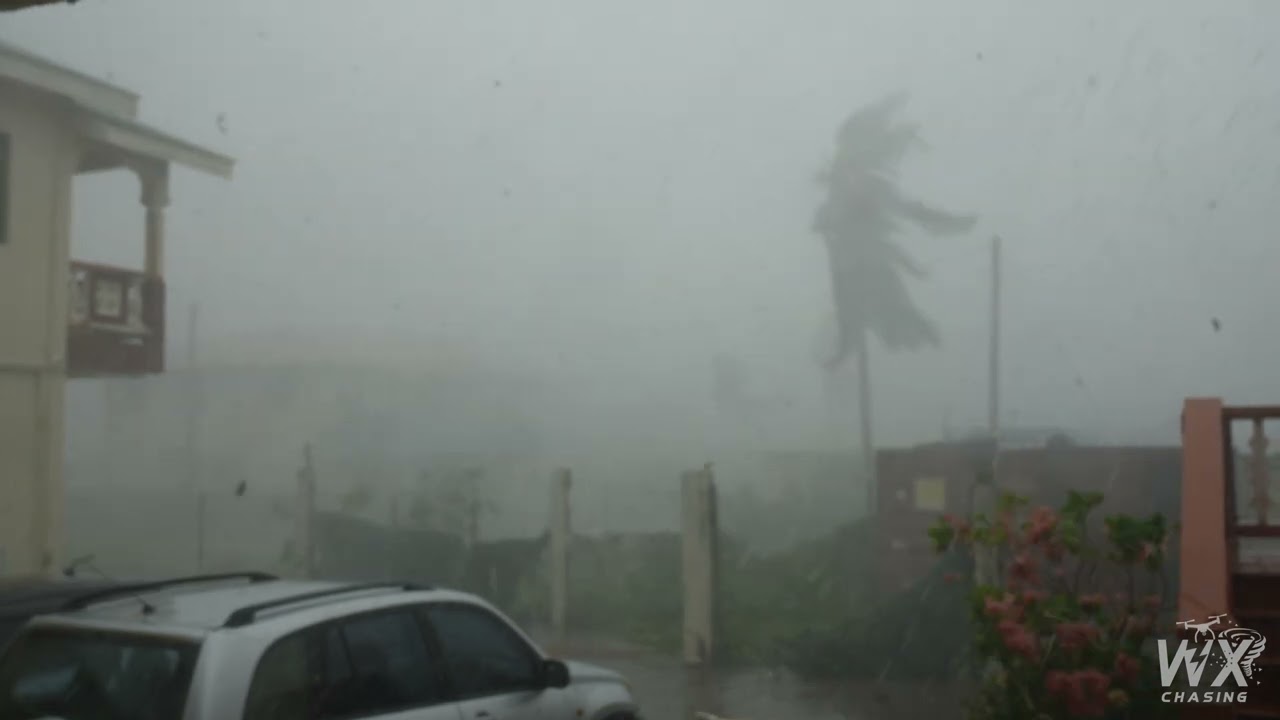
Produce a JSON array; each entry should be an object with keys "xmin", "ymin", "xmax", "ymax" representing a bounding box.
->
[{"xmin": 0, "ymin": 626, "xmax": 198, "ymax": 720}]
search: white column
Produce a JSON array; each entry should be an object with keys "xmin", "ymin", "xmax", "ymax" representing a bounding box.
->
[
  {"xmin": 138, "ymin": 163, "xmax": 169, "ymax": 277},
  {"xmin": 295, "ymin": 444, "xmax": 317, "ymax": 578},
  {"xmin": 682, "ymin": 465, "xmax": 717, "ymax": 665}
]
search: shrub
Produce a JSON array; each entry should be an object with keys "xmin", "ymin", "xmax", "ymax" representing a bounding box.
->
[{"xmin": 928, "ymin": 491, "xmax": 1175, "ymax": 720}]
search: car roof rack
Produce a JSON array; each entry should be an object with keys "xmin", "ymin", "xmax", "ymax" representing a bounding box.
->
[
  {"xmin": 222, "ymin": 581, "xmax": 426, "ymax": 628},
  {"xmin": 63, "ymin": 572, "xmax": 278, "ymax": 611}
]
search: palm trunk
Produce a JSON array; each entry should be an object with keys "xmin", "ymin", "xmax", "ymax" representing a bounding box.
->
[{"xmin": 855, "ymin": 339, "xmax": 876, "ymax": 515}]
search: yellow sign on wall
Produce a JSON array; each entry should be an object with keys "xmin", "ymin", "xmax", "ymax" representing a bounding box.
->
[{"xmin": 914, "ymin": 477, "xmax": 947, "ymax": 512}]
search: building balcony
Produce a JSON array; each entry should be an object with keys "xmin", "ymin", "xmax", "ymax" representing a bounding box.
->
[{"xmin": 67, "ymin": 260, "xmax": 164, "ymax": 378}]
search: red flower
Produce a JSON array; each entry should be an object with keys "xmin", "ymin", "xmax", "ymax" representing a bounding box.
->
[
  {"xmin": 1055, "ymin": 622, "xmax": 1101, "ymax": 653},
  {"xmin": 1022, "ymin": 589, "xmax": 1048, "ymax": 605},
  {"xmin": 1138, "ymin": 541, "xmax": 1158, "ymax": 562},
  {"xmin": 1068, "ymin": 669, "xmax": 1112, "ymax": 717},
  {"xmin": 1079, "ymin": 593, "xmax": 1107, "ymax": 611},
  {"xmin": 997, "ymin": 619, "xmax": 1040, "ymax": 661},
  {"xmin": 1008, "ymin": 552, "xmax": 1038, "ymax": 585},
  {"xmin": 1045, "ymin": 670, "xmax": 1070, "ymax": 695},
  {"xmin": 1113, "ymin": 652, "xmax": 1141, "ymax": 685},
  {"xmin": 1025, "ymin": 505, "xmax": 1058, "ymax": 544},
  {"xmin": 943, "ymin": 572, "xmax": 963, "ymax": 584},
  {"xmin": 1046, "ymin": 669, "xmax": 1111, "ymax": 717},
  {"xmin": 1141, "ymin": 594, "xmax": 1162, "ymax": 610},
  {"xmin": 984, "ymin": 593, "xmax": 1020, "ymax": 619}
]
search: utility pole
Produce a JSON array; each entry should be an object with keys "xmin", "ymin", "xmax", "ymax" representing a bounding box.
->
[
  {"xmin": 988, "ymin": 235, "xmax": 1002, "ymax": 440},
  {"xmin": 187, "ymin": 302, "xmax": 205, "ymax": 570},
  {"xmin": 974, "ymin": 236, "xmax": 1003, "ymax": 590}
]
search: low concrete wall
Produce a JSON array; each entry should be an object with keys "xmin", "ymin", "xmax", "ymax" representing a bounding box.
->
[
  {"xmin": 876, "ymin": 442, "xmax": 1182, "ymax": 593},
  {"xmin": 64, "ymin": 485, "xmax": 295, "ymax": 578}
]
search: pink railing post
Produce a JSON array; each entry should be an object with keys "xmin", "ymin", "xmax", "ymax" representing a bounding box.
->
[{"xmin": 1179, "ymin": 397, "xmax": 1230, "ymax": 622}]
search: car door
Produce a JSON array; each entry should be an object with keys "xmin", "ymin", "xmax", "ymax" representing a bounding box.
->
[
  {"xmin": 243, "ymin": 607, "xmax": 462, "ymax": 720},
  {"xmin": 420, "ymin": 602, "xmax": 567, "ymax": 720}
]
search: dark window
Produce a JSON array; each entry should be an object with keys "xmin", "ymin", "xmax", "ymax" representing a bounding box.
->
[
  {"xmin": 0, "ymin": 619, "xmax": 23, "ymax": 649},
  {"xmin": 339, "ymin": 611, "xmax": 444, "ymax": 711},
  {"xmin": 321, "ymin": 625, "xmax": 352, "ymax": 688},
  {"xmin": 423, "ymin": 603, "xmax": 541, "ymax": 699},
  {"xmin": 244, "ymin": 610, "xmax": 447, "ymax": 720},
  {"xmin": 0, "ymin": 626, "xmax": 199, "ymax": 720},
  {"xmin": 0, "ymin": 132, "xmax": 9, "ymax": 245},
  {"xmin": 244, "ymin": 631, "xmax": 308, "ymax": 720}
]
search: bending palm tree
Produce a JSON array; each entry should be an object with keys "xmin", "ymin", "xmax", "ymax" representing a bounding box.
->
[{"xmin": 814, "ymin": 94, "xmax": 976, "ymax": 511}]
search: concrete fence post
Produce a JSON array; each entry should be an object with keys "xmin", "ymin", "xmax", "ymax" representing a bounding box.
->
[
  {"xmin": 295, "ymin": 443, "xmax": 317, "ymax": 579},
  {"xmin": 548, "ymin": 468, "xmax": 572, "ymax": 641},
  {"xmin": 682, "ymin": 464, "xmax": 718, "ymax": 666}
]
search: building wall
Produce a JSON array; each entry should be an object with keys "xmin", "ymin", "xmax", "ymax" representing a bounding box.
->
[
  {"xmin": 0, "ymin": 80, "xmax": 77, "ymax": 574},
  {"xmin": 876, "ymin": 442, "xmax": 1183, "ymax": 593}
]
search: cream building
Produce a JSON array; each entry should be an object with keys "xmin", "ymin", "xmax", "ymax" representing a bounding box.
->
[{"xmin": 0, "ymin": 40, "xmax": 232, "ymax": 574}]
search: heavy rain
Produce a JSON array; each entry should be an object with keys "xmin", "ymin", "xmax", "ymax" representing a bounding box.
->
[{"xmin": 2, "ymin": 1, "xmax": 1278, "ymax": 718}]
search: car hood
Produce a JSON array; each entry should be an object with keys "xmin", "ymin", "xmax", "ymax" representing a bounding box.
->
[{"xmin": 565, "ymin": 659, "xmax": 626, "ymax": 685}]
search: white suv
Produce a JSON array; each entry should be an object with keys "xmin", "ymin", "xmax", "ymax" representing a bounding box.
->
[{"xmin": 0, "ymin": 573, "xmax": 642, "ymax": 720}]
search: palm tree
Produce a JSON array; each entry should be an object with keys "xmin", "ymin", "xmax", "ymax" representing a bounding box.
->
[{"xmin": 813, "ymin": 93, "xmax": 976, "ymax": 511}]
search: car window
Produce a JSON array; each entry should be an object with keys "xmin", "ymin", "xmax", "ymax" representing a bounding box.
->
[
  {"xmin": 244, "ymin": 632, "xmax": 308, "ymax": 720},
  {"xmin": 0, "ymin": 626, "xmax": 197, "ymax": 720},
  {"xmin": 339, "ymin": 611, "xmax": 446, "ymax": 711},
  {"xmin": 0, "ymin": 619, "xmax": 22, "ymax": 649},
  {"xmin": 423, "ymin": 603, "xmax": 541, "ymax": 699},
  {"xmin": 245, "ymin": 609, "xmax": 447, "ymax": 720}
]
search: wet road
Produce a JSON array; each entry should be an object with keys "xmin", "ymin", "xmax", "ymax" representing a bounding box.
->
[{"xmin": 537, "ymin": 632, "xmax": 967, "ymax": 720}]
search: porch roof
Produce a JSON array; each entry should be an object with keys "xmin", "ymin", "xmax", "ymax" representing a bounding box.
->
[
  {"xmin": 0, "ymin": 38, "xmax": 137, "ymax": 118},
  {"xmin": 0, "ymin": 39, "xmax": 234, "ymax": 179},
  {"xmin": 1, "ymin": 1, "xmax": 77, "ymax": 12},
  {"xmin": 77, "ymin": 109, "xmax": 234, "ymax": 179}
]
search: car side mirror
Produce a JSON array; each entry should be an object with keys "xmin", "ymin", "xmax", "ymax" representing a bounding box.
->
[{"xmin": 541, "ymin": 658, "xmax": 570, "ymax": 689}]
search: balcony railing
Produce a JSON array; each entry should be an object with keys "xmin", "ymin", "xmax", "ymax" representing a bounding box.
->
[{"xmin": 67, "ymin": 260, "xmax": 165, "ymax": 377}]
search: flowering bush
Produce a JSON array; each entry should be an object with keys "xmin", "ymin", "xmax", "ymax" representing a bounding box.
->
[{"xmin": 928, "ymin": 490, "xmax": 1175, "ymax": 720}]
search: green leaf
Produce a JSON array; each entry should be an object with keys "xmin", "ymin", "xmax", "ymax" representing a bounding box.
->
[
  {"xmin": 996, "ymin": 492, "xmax": 1029, "ymax": 514},
  {"xmin": 928, "ymin": 519, "xmax": 957, "ymax": 553}
]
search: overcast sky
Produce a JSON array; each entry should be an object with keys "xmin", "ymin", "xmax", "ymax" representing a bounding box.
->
[{"xmin": 7, "ymin": 0, "xmax": 1280, "ymax": 448}]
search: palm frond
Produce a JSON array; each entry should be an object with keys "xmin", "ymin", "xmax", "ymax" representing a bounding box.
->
[
  {"xmin": 893, "ymin": 193, "xmax": 978, "ymax": 236},
  {"xmin": 814, "ymin": 92, "xmax": 975, "ymax": 368},
  {"xmin": 868, "ymin": 272, "xmax": 941, "ymax": 351},
  {"xmin": 831, "ymin": 96, "xmax": 921, "ymax": 177},
  {"xmin": 885, "ymin": 240, "xmax": 928, "ymax": 279},
  {"xmin": 823, "ymin": 236, "xmax": 939, "ymax": 361}
]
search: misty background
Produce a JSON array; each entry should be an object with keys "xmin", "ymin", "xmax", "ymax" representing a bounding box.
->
[{"xmin": 7, "ymin": 0, "xmax": 1280, "ymax": 465}]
